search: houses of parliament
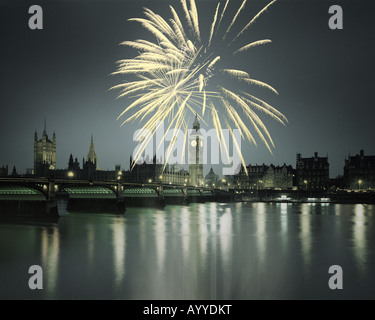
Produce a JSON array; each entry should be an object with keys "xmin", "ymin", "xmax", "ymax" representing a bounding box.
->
[
  {"xmin": 1, "ymin": 117, "xmax": 375, "ymax": 191},
  {"xmin": 26, "ymin": 117, "xmax": 206, "ymax": 187}
]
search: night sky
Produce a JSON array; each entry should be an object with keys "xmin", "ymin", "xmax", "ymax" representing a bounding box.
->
[{"xmin": 1, "ymin": 0, "xmax": 374, "ymax": 178}]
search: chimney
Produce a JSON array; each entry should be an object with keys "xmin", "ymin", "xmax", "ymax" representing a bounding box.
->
[
  {"xmin": 360, "ymin": 150, "xmax": 364, "ymax": 157},
  {"xmin": 314, "ymin": 152, "xmax": 318, "ymax": 158}
]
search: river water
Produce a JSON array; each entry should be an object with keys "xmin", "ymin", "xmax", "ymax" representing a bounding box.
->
[{"xmin": 0, "ymin": 202, "xmax": 374, "ymax": 299}]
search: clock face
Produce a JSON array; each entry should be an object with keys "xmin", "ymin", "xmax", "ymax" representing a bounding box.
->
[{"xmin": 191, "ymin": 140, "xmax": 197, "ymax": 147}]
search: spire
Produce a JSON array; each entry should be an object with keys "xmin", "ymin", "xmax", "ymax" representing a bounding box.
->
[
  {"xmin": 44, "ymin": 117, "xmax": 46, "ymax": 133},
  {"xmin": 68, "ymin": 154, "xmax": 74, "ymax": 169},
  {"xmin": 193, "ymin": 113, "xmax": 200, "ymax": 130},
  {"xmin": 87, "ymin": 134, "xmax": 97, "ymax": 168}
]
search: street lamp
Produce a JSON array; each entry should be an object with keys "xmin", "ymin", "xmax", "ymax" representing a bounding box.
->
[
  {"xmin": 148, "ymin": 179, "xmax": 152, "ymax": 183},
  {"xmin": 304, "ymin": 180, "xmax": 307, "ymax": 190},
  {"xmin": 67, "ymin": 171, "xmax": 74, "ymax": 178},
  {"xmin": 358, "ymin": 179, "xmax": 362, "ymax": 190}
]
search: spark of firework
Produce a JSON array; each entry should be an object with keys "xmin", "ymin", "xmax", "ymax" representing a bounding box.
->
[{"xmin": 111, "ymin": 0, "xmax": 287, "ymax": 174}]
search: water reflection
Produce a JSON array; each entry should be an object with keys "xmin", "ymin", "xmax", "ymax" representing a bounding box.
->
[
  {"xmin": 280, "ymin": 203, "xmax": 288, "ymax": 215},
  {"xmin": 219, "ymin": 207, "xmax": 233, "ymax": 298},
  {"xmin": 219, "ymin": 207, "xmax": 232, "ymax": 266},
  {"xmin": 256, "ymin": 203, "xmax": 266, "ymax": 266},
  {"xmin": 112, "ymin": 216, "xmax": 126, "ymax": 291},
  {"xmin": 280, "ymin": 204, "xmax": 288, "ymax": 253},
  {"xmin": 1, "ymin": 202, "xmax": 375, "ymax": 299},
  {"xmin": 209, "ymin": 202, "xmax": 218, "ymax": 299},
  {"xmin": 41, "ymin": 226, "xmax": 59, "ymax": 298},
  {"xmin": 139, "ymin": 212, "xmax": 146, "ymax": 252},
  {"xmin": 181, "ymin": 206, "xmax": 190, "ymax": 267},
  {"xmin": 87, "ymin": 224, "xmax": 95, "ymax": 270},
  {"xmin": 353, "ymin": 204, "xmax": 367, "ymax": 280},
  {"xmin": 300, "ymin": 204, "xmax": 312, "ymax": 270},
  {"xmin": 154, "ymin": 211, "xmax": 166, "ymax": 275},
  {"xmin": 198, "ymin": 204, "xmax": 208, "ymax": 270}
]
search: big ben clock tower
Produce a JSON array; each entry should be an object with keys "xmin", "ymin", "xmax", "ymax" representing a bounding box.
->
[{"xmin": 189, "ymin": 114, "xmax": 204, "ymax": 187}]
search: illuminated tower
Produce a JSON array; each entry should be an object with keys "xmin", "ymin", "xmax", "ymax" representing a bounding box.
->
[
  {"xmin": 83, "ymin": 135, "xmax": 97, "ymax": 180},
  {"xmin": 34, "ymin": 119, "xmax": 56, "ymax": 176},
  {"xmin": 188, "ymin": 114, "xmax": 204, "ymax": 187},
  {"xmin": 86, "ymin": 134, "xmax": 97, "ymax": 169}
]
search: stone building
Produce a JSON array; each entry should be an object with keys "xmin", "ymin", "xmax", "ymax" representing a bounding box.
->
[
  {"xmin": 86, "ymin": 135, "xmax": 97, "ymax": 169},
  {"xmin": 234, "ymin": 164, "xmax": 268, "ymax": 189},
  {"xmin": 234, "ymin": 163, "xmax": 293, "ymax": 190},
  {"xmin": 0, "ymin": 165, "xmax": 8, "ymax": 177},
  {"xmin": 128, "ymin": 155, "xmax": 189, "ymax": 185},
  {"xmin": 296, "ymin": 152, "xmax": 329, "ymax": 190},
  {"xmin": 344, "ymin": 150, "xmax": 375, "ymax": 190},
  {"xmin": 126, "ymin": 117, "xmax": 202, "ymax": 186},
  {"xmin": 82, "ymin": 135, "xmax": 98, "ymax": 179},
  {"xmin": 205, "ymin": 167, "xmax": 220, "ymax": 188},
  {"xmin": 263, "ymin": 164, "xmax": 294, "ymax": 189},
  {"xmin": 65, "ymin": 136, "xmax": 115, "ymax": 180},
  {"xmin": 68, "ymin": 154, "xmax": 80, "ymax": 173},
  {"xmin": 34, "ymin": 121, "xmax": 56, "ymax": 177}
]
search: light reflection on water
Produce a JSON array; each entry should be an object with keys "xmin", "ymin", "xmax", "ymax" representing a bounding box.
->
[
  {"xmin": 0, "ymin": 202, "xmax": 374, "ymax": 299},
  {"xmin": 41, "ymin": 226, "xmax": 59, "ymax": 298},
  {"xmin": 112, "ymin": 216, "xmax": 126, "ymax": 291},
  {"xmin": 155, "ymin": 211, "xmax": 166, "ymax": 276},
  {"xmin": 353, "ymin": 204, "xmax": 367, "ymax": 281},
  {"xmin": 300, "ymin": 204, "xmax": 312, "ymax": 271},
  {"xmin": 256, "ymin": 203, "xmax": 266, "ymax": 267},
  {"xmin": 87, "ymin": 224, "xmax": 95, "ymax": 271}
]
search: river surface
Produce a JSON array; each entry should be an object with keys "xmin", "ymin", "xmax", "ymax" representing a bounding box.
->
[{"xmin": 0, "ymin": 202, "xmax": 374, "ymax": 299}]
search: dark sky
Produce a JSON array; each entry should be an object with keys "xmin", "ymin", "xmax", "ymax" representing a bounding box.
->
[{"xmin": 1, "ymin": 0, "xmax": 374, "ymax": 177}]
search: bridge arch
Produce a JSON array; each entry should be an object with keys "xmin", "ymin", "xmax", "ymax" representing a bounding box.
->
[
  {"xmin": 0, "ymin": 185, "xmax": 47, "ymax": 200},
  {"xmin": 162, "ymin": 187, "xmax": 185, "ymax": 196},
  {"xmin": 186, "ymin": 188, "xmax": 201, "ymax": 196},
  {"xmin": 122, "ymin": 186, "xmax": 159, "ymax": 197},
  {"xmin": 59, "ymin": 184, "xmax": 117, "ymax": 198},
  {"xmin": 202, "ymin": 189, "xmax": 214, "ymax": 196}
]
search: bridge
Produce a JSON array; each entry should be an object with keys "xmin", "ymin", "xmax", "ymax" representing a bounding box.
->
[{"xmin": 0, "ymin": 177, "xmax": 227, "ymax": 216}]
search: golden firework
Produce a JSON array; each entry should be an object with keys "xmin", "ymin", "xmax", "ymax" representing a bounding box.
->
[{"xmin": 112, "ymin": 0, "xmax": 287, "ymax": 173}]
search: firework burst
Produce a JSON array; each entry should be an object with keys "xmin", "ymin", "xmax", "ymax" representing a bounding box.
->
[{"xmin": 111, "ymin": 0, "xmax": 287, "ymax": 173}]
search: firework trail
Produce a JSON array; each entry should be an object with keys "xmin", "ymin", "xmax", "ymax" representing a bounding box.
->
[{"xmin": 111, "ymin": 0, "xmax": 287, "ymax": 173}]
